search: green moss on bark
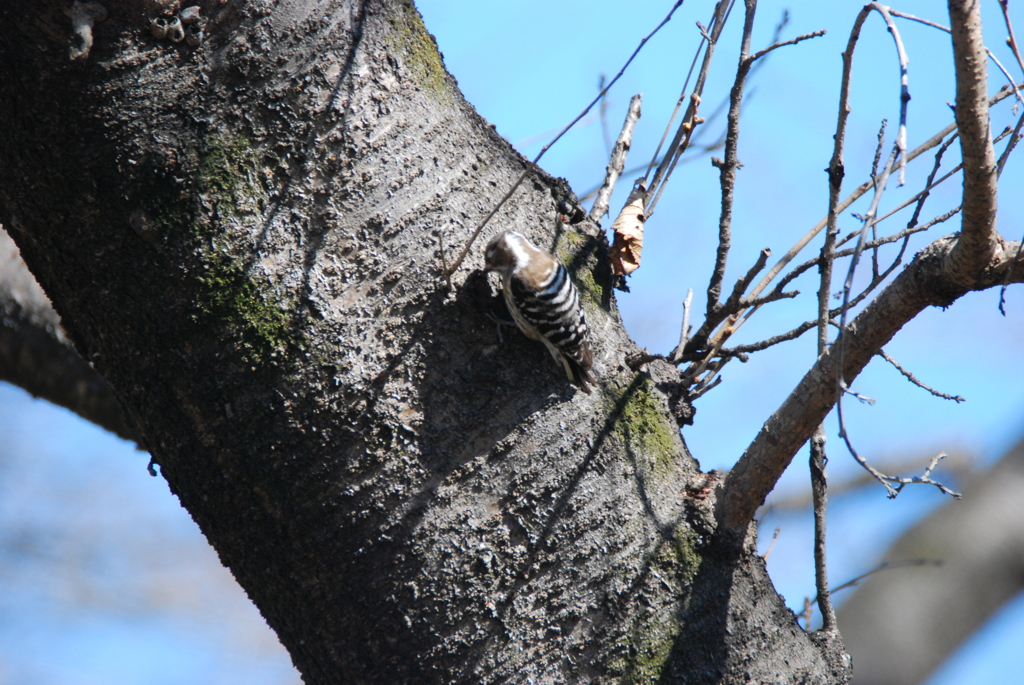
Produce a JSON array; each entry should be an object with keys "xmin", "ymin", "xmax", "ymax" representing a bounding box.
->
[
  {"xmin": 196, "ymin": 248, "xmax": 292, "ymax": 363},
  {"xmin": 191, "ymin": 134, "xmax": 291, "ymax": 363},
  {"xmin": 387, "ymin": 1, "xmax": 449, "ymax": 99},
  {"xmin": 554, "ymin": 230, "xmax": 608, "ymax": 315},
  {"xmin": 611, "ymin": 377, "xmax": 679, "ymax": 478},
  {"xmin": 197, "ymin": 134, "xmax": 267, "ymax": 220},
  {"xmin": 610, "ymin": 613, "xmax": 681, "ymax": 685}
]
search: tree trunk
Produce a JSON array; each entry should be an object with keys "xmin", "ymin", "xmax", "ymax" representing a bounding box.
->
[
  {"xmin": 839, "ymin": 435, "xmax": 1024, "ymax": 685},
  {"xmin": 0, "ymin": 0, "xmax": 847, "ymax": 682}
]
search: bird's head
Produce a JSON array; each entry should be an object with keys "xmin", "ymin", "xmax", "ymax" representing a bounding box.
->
[{"xmin": 484, "ymin": 231, "xmax": 528, "ymax": 277}]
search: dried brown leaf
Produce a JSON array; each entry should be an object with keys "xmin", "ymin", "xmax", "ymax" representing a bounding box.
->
[{"xmin": 609, "ymin": 182, "xmax": 646, "ymax": 276}]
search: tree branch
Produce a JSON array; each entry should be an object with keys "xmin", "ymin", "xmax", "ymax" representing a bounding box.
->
[
  {"xmin": 948, "ymin": 0, "xmax": 1000, "ymax": 281},
  {"xmin": 717, "ymin": 235, "xmax": 1024, "ymax": 537},
  {"xmin": 645, "ymin": 0, "xmax": 734, "ymax": 216},
  {"xmin": 0, "ymin": 227, "xmax": 137, "ymax": 443},
  {"xmin": 590, "ymin": 94, "xmax": 642, "ymax": 224},
  {"xmin": 809, "ymin": 427, "xmax": 837, "ymax": 633},
  {"xmin": 695, "ymin": 78, "xmax": 1023, "ymax": 360},
  {"xmin": 877, "ymin": 349, "xmax": 965, "ymax": 402},
  {"xmin": 706, "ymin": 0, "xmax": 758, "ymax": 316}
]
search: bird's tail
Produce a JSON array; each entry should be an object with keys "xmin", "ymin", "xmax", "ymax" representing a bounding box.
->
[{"xmin": 565, "ymin": 356, "xmax": 596, "ymax": 394}]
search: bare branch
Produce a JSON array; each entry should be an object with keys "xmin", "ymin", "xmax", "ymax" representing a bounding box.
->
[
  {"xmin": 706, "ymin": 0, "xmax": 758, "ymax": 318},
  {"xmin": 760, "ymin": 527, "xmax": 781, "ymax": 561},
  {"xmin": 669, "ymin": 288, "xmax": 694, "ymax": 364},
  {"xmin": 748, "ymin": 29, "xmax": 827, "ymax": 63},
  {"xmin": 869, "ymin": 4, "xmax": 911, "ymax": 186},
  {"xmin": 590, "ymin": 95, "xmax": 643, "ymax": 224},
  {"xmin": 717, "ymin": 234, "xmax": 1024, "ymax": 536},
  {"xmin": 691, "ymin": 69, "xmax": 1020, "ymax": 370},
  {"xmin": 877, "ymin": 349, "xmax": 965, "ymax": 402},
  {"xmin": 999, "ymin": 0, "xmax": 1024, "ymax": 77},
  {"xmin": 997, "ymin": 108, "xmax": 1024, "ymax": 177},
  {"xmin": 645, "ymin": 0, "xmax": 735, "ymax": 216},
  {"xmin": 0, "ymin": 227, "xmax": 138, "ymax": 444},
  {"xmin": 890, "ymin": 8, "xmax": 1024, "ymax": 106},
  {"xmin": 724, "ymin": 247, "xmax": 771, "ymax": 311},
  {"xmin": 827, "ymin": 559, "xmax": 943, "ymax": 599},
  {"xmin": 835, "ymin": 143, "xmax": 902, "ymax": 408},
  {"xmin": 891, "ymin": 132, "xmax": 959, "ymax": 230},
  {"xmin": 691, "ymin": 4, "xmax": 921, "ymax": 368},
  {"xmin": 809, "ymin": 428, "xmax": 837, "ymax": 633},
  {"xmin": 690, "ymin": 373, "xmax": 723, "ymax": 400},
  {"xmin": 715, "ymin": 320, "xmax": 819, "ymax": 358},
  {"xmin": 444, "ymin": 0, "xmax": 687, "ymax": 277},
  {"xmin": 738, "ymin": 287, "xmax": 798, "ymax": 309},
  {"xmin": 948, "ymin": 0, "xmax": 1000, "ymax": 281},
  {"xmin": 763, "ymin": 450, "xmax": 975, "ymax": 513},
  {"xmin": 776, "ymin": 211, "xmax": 953, "ymax": 293},
  {"xmin": 598, "ymin": 74, "xmax": 611, "ymax": 155},
  {"xmin": 837, "ymin": 386, "xmax": 960, "ymax": 498},
  {"xmin": 747, "ymin": 79, "xmax": 1022, "ymax": 299}
]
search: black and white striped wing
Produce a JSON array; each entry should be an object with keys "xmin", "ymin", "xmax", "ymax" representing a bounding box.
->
[{"xmin": 509, "ymin": 264, "xmax": 595, "ymax": 390}]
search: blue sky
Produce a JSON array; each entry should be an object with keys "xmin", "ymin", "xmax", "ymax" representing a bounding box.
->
[{"xmin": 2, "ymin": 1, "xmax": 1022, "ymax": 682}]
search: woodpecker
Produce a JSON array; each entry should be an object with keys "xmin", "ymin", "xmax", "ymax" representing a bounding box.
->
[{"xmin": 484, "ymin": 231, "xmax": 596, "ymax": 393}]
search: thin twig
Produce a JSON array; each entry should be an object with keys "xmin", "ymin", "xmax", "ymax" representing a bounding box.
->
[
  {"xmin": 591, "ymin": 94, "xmax": 643, "ymax": 223},
  {"xmin": 671, "ymin": 5, "xmax": 822, "ymax": 364},
  {"xmin": 869, "ymin": 119, "xmax": 890, "ymax": 280},
  {"xmin": 871, "ymin": 119, "xmax": 887, "ymax": 179},
  {"xmin": 905, "ymin": 132, "xmax": 958, "ymax": 230},
  {"xmin": 723, "ymin": 248, "xmax": 771, "ymax": 312},
  {"xmin": 670, "ymin": 288, "xmax": 694, "ymax": 363},
  {"xmin": 999, "ymin": 114, "xmax": 1024, "ymax": 312},
  {"xmin": 802, "ymin": 558, "xmax": 944, "ymax": 627},
  {"xmin": 997, "ymin": 113, "xmax": 1024, "ymax": 177},
  {"xmin": 598, "ymin": 74, "xmax": 611, "ymax": 155},
  {"xmin": 739, "ymin": 79, "xmax": 1022, "ymax": 307},
  {"xmin": 706, "ymin": 0, "xmax": 759, "ymax": 320},
  {"xmin": 837, "ymin": 386, "xmax": 963, "ymax": 498},
  {"xmin": 580, "ymin": 12, "xmax": 815, "ymax": 205},
  {"xmin": 999, "ymin": 0, "xmax": 1024, "ymax": 78},
  {"xmin": 686, "ymin": 9, "xmax": 793, "ymax": 153},
  {"xmin": 760, "ymin": 527, "xmax": 781, "ymax": 561},
  {"xmin": 826, "ymin": 559, "xmax": 943, "ymax": 598},
  {"xmin": 690, "ymin": 374, "xmax": 723, "ymax": 399},
  {"xmin": 809, "ymin": 428, "xmax": 836, "ymax": 632},
  {"xmin": 712, "ymin": 320, "xmax": 819, "ymax": 358},
  {"xmin": 877, "ymin": 350, "xmax": 965, "ymax": 402},
  {"xmin": 875, "ymin": 5, "xmax": 911, "ymax": 186},
  {"xmin": 777, "ymin": 208, "xmax": 959, "ymax": 293},
  {"xmin": 646, "ymin": 94, "xmax": 706, "ymax": 218},
  {"xmin": 443, "ymin": 0, "xmax": 687, "ymax": 277},
  {"xmin": 875, "ymin": 161, "xmax": 961, "ymax": 227},
  {"xmin": 646, "ymin": 0, "xmax": 736, "ymax": 217},
  {"xmin": 738, "ymin": 288, "xmax": 799, "ymax": 309},
  {"xmin": 810, "ymin": 33, "xmax": 846, "ymax": 630},
  {"xmin": 834, "ymin": 147, "xmax": 902, "ymax": 380},
  {"xmin": 831, "ymin": 7, "xmax": 915, "ymax": 495},
  {"xmin": 763, "ymin": 451, "xmax": 974, "ymax": 513},
  {"xmin": 644, "ymin": 14, "xmax": 709, "ymax": 185},
  {"xmin": 889, "ymin": 8, "xmax": 1024, "ymax": 106},
  {"xmin": 749, "ymin": 29, "xmax": 827, "ymax": 62}
]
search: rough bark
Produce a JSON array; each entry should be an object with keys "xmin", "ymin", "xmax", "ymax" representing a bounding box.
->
[
  {"xmin": 0, "ymin": 1, "xmax": 848, "ymax": 683},
  {"xmin": 839, "ymin": 436, "xmax": 1024, "ymax": 685}
]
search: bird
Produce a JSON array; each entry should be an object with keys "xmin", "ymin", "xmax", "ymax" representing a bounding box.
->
[{"xmin": 484, "ymin": 231, "xmax": 596, "ymax": 393}]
